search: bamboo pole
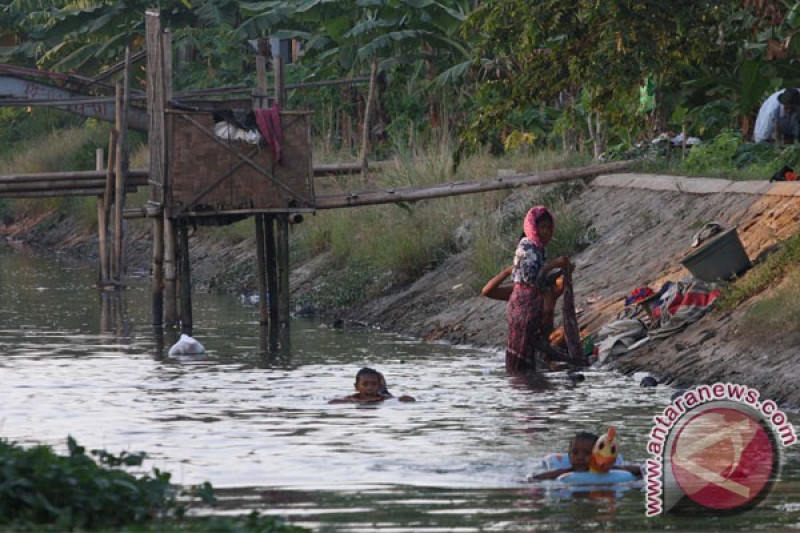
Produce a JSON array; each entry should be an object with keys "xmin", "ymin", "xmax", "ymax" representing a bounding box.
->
[
  {"xmin": 265, "ymin": 215, "xmax": 279, "ymax": 339},
  {"xmin": 178, "ymin": 222, "xmax": 193, "ymax": 331},
  {"xmin": 0, "ymin": 186, "xmax": 142, "ymax": 198},
  {"xmin": 95, "ymin": 148, "xmax": 106, "ymax": 284},
  {"xmin": 0, "ymin": 176, "xmax": 146, "ymax": 193},
  {"xmin": 255, "ymin": 215, "xmax": 269, "ymax": 325},
  {"xmin": 255, "ymin": 55, "xmax": 267, "ymax": 107},
  {"xmin": 274, "ymin": 51, "xmax": 285, "ymax": 107},
  {"xmin": 112, "ymin": 82, "xmax": 124, "ymax": 281},
  {"xmin": 360, "ymin": 58, "xmax": 378, "ymax": 183},
  {"xmin": 315, "ymin": 161, "xmax": 633, "ymax": 210},
  {"xmin": 254, "ymin": 56, "xmax": 270, "ymax": 327},
  {"xmin": 276, "ymin": 215, "xmax": 290, "ymax": 331},
  {"xmin": 111, "ymin": 47, "xmax": 132, "ymax": 283},
  {"xmin": 101, "ymin": 130, "xmax": 117, "ymax": 283},
  {"xmin": 146, "ymin": 9, "xmax": 166, "ymax": 326},
  {"xmin": 0, "ymin": 169, "xmax": 146, "ymax": 182},
  {"xmin": 163, "ymin": 28, "xmax": 178, "ymax": 327}
]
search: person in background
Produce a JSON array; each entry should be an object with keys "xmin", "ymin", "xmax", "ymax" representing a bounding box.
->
[{"xmin": 754, "ymin": 88, "xmax": 800, "ymax": 143}]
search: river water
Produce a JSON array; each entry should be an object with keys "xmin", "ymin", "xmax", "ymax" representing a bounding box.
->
[{"xmin": 1, "ymin": 248, "xmax": 798, "ymax": 531}]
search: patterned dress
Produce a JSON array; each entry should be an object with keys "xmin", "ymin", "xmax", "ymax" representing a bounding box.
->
[{"xmin": 506, "ymin": 237, "xmax": 547, "ymax": 373}]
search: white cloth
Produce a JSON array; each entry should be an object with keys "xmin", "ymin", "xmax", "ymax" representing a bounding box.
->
[
  {"xmin": 595, "ymin": 319, "xmax": 647, "ymax": 363},
  {"xmin": 213, "ymin": 122, "xmax": 262, "ymax": 144},
  {"xmin": 754, "ymin": 89, "xmax": 799, "ymax": 142}
]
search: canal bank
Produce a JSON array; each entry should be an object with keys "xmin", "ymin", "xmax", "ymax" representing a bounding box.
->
[
  {"xmin": 3, "ymin": 173, "xmax": 800, "ymax": 407},
  {"xmin": 338, "ymin": 174, "xmax": 800, "ymax": 408}
]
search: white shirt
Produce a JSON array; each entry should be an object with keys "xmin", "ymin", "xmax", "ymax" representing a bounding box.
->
[{"xmin": 754, "ymin": 89, "xmax": 799, "ymax": 142}]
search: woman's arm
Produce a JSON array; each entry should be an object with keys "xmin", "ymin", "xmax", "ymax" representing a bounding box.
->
[{"xmin": 481, "ymin": 266, "xmax": 514, "ymax": 301}]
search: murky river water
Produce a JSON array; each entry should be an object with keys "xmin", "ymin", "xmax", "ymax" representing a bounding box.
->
[{"xmin": 1, "ymin": 248, "xmax": 798, "ymax": 531}]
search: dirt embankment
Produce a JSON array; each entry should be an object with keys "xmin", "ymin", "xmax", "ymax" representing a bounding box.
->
[
  {"xmin": 3, "ymin": 174, "xmax": 800, "ymax": 406},
  {"xmin": 338, "ymin": 175, "xmax": 800, "ymax": 407}
]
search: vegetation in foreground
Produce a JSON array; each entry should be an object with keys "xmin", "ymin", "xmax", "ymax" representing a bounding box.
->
[{"xmin": 0, "ymin": 437, "xmax": 309, "ymax": 532}]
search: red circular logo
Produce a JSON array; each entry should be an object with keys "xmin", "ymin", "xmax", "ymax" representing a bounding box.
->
[{"xmin": 670, "ymin": 407, "xmax": 776, "ymax": 510}]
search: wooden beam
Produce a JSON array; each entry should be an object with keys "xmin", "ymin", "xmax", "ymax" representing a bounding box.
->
[
  {"xmin": 0, "ymin": 186, "xmax": 142, "ymax": 198},
  {"xmin": 255, "ymin": 215, "xmax": 269, "ymax": 325},
  {"xmin": 178, "ymin": 222, "xmax": 193, "ymax": 331},
  {"xmin": 101, "ymin": 129, "xmax": 117, "ymax": 283},
  {"xmin": 265, "ymin": 215, "xmax": 279, "ymax": 339},
  {"xmin": 0, "ymin": 174, "xmax": 146, "ymax": 191},
  {"xmin": 276, "ymin": 215, "xmax": 290, "ymax": 331},
  {"xmin": 163, "ymin": 28, "xmax": 178, "ymax": 327},
  {"xmin": 147, "ymin": 8, "xmax": 166, "ymax": 326},
  {"xmin": 0, "ymin": 169, "xmax": 146, "ymax": 182},
  {"xmin": 314, "ymin": 162, "xmax": 633, "ymax": 209}
]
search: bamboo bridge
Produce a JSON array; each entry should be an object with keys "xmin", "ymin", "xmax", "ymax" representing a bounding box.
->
[{"xmin": 0, "ymin": 10, "xmax": 631, "ymax": 350}]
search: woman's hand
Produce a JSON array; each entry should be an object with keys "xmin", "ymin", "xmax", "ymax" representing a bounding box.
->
[{"xmin": 555, "ymin": 256, "xmax": 574, "ymax": 273}]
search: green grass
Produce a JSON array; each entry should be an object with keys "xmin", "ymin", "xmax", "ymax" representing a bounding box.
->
[
  {"xmin": 291, "ymin": 146, "xmax": 595, "ymax": 310},
  {"xmin": 716, "ymin": 231, "xmax": 800, "ymax": 314},
  {"xmin": 738, "ymin": 269, "xmax": 800, "ymax": 340}
]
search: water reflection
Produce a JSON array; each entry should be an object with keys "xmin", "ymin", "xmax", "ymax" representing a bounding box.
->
[{"xmin": 1, "ymin": 248, "xmax": 798, "ymax": 531}]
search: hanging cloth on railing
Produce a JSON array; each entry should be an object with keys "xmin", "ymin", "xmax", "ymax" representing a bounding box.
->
[{"xmin": 254, "ymin": 104, "xmax": 283, "ymax": 162}]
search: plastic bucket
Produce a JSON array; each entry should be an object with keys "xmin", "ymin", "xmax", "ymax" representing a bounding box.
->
[{"xmin": 680, "ymin": 227, "xmax": 751, "ymax": 282}]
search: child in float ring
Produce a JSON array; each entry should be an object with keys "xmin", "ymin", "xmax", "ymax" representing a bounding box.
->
[{"xmin": 530, "ymin": 431, "xmax": 642, "ymax": 482}]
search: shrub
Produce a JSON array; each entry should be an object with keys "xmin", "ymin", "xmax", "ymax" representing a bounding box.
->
[{"xmin": 0, "ymin": 436, "xmax": 175, "ymax": 530}]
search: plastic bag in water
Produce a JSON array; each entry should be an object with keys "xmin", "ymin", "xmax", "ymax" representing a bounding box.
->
[{"xmin": 168, "ymin": 333, "xmax": 205, "ymax": 356}]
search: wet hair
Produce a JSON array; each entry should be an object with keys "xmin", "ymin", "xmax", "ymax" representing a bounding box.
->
[
  {"xmin": 571, "ymin": 431, "xmax": 599, "ymax": 447},
  {"xmin": 355, "ymin": 367, "xmax": 381, "ymax": 384}
]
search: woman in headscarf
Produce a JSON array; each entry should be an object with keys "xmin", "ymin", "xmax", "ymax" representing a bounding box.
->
[{"xmin": 505, "ymin": 206, "xmax": 573, "ymax": 373}]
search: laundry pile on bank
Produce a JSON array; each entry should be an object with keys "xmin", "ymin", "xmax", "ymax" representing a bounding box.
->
[
  {"xmin": 588, "ymin": 222, "xmax": 743, "ymax": 364},
  {"xmin": 593, "ymin": 277, "xmax": 722, "ymax": 363}
]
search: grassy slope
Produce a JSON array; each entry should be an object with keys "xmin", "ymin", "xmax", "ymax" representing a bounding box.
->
[{"xmin": 1, "ymin": 123, "xmax": 799, "ymax": 339}]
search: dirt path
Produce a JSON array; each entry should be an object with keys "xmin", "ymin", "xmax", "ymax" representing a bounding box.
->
[{"xmin": 342, "ymin": 175, "xmax": 800, "ymax": 407}]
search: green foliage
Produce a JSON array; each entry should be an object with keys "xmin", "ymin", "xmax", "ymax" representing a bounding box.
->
[
  {"xmin": 717, "ymin": 230, "xmax": 800, "ymax": 312},
  {"xmin": 0, "ymin": 436, "xmax": 175, "ymax": 530},
  {"xmin": 684, "ymin": 131, "xmax": 743, "ymax": 173},
  {"xmin": 460, "ymin": 0, "xmax": 730, "ymax": 156},
  {"xmin": 0, "ymin": 437, "xmax": 310, "ymax": 532}
]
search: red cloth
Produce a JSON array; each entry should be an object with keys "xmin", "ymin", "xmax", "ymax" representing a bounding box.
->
[
  {"xmin": 506, "ymin": 283, "xmax": 544, "ymax": 373},
  {"xmin": 254, "ymin": 104, "xmax": 283, "ymax": 162},
  {"xmin": 523, "ymin": 206, "xmax": 553, "ymax": 248}
]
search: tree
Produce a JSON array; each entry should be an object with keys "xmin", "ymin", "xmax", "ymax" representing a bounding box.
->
[{"xmin": 461, "ymin": 0, "xmax": 736, "ymax": 156}]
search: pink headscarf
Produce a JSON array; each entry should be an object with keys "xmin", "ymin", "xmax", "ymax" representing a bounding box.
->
[{"xmin": 523, "ymin": 205, "xmax": 554, "ymax": 249}]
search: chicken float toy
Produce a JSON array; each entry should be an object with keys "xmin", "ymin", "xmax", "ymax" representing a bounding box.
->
[{"xmin": 558, "ymin": 427, "xmax": 637, "ymax": 484}]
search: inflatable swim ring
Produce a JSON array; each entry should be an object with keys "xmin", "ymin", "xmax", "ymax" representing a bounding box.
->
[{"xmin": 557, "ymin": 469, "xmax": 636, "ymax": 484}]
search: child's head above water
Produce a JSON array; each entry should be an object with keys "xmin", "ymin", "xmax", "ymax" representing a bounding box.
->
[
  {"xmin": 354, "ymin": 367, "xmax": 383, "ymax": 396},
  {"xmin": 569, "ymin": 431, "xmax": 599, "ymax": 472}
]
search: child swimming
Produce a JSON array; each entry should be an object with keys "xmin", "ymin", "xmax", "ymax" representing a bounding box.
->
[
  {"xmin": 328, "ymin": 367, "xmax": 416, "ymax": 404},
  {"xmin": 530, "ymin": 430, "xmax": 642, "ymax": 480},
  {"xmin": 530, "ymin": 431, "xmax": 598, "ymax": 480}
]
